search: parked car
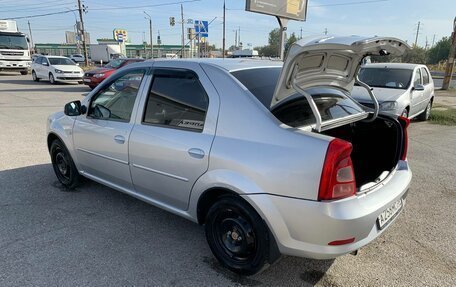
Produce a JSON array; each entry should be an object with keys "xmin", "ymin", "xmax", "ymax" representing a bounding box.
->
[
  {"xmin": 352, "ymin": 63, "xmax": 435, "ymax": 120},
  {"xmin": 69, "ymin": 54, "xmax": 85, "ymax": 63},
  {"xmin": 47, "ymin": 36, "xmax": 412, "ymax": 275},
  {"xmin": 31, "ymin": 55, "xmax": 83, "ymax": 84},
  {"xmin": 82, "ymin": 58, "xmax": 145, "ymax": 89}
]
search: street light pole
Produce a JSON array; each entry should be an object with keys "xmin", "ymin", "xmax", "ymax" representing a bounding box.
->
[
  {"xmin": 144, "ymin": 11, "xmax": 153, "ymax": 59},
  {"xmin": 27, "ymin": 21, "xmax": 34, "ymax": 53},
  {"xmin": 222, "ymin": 0, "xmax": 225, "ymax": 58},
  {"xmin": 181, "ymin": 4, "xmax": 185, "ymax": 58}
]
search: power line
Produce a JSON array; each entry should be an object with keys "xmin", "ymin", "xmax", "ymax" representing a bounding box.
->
[
  {"xmin": 7, "ymin": 9, "xmax": 78, "ymax": 20},
  {"xmin": 88, "ymin": 0, "xmax": 201, "ymax": 11}
]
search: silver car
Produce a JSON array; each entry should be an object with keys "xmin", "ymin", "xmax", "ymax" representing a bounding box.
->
[
  {"xmin": 351, "ymin": 63, "xmax": 435, "ymax": 119},
  {"xmin": 47, "ymin": 36, "xmax": 412, "ymax": 275}
]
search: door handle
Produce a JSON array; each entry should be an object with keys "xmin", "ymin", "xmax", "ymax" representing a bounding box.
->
[
  {"xmin": 114, "ymin": 135, "xmax": 125, "ymax": 144},
  {"xmin": 188, "ymin": 148, "xmax": 205, "ymax": 159}
]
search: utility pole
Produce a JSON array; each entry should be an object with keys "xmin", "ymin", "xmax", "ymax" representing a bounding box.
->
[
  {"xmin": 432, "ymin": 34, "xmax": 436, "ymax": 47},
  {"xmin": 144, "ymin": 12, "xmax": 153, "ymax": 59},
  {"xmin": 77, "ymin": 0, "xmax": 89, "ymax": 66},
  {"xmin": 27, "ymin": 20, "xmax": 34, "ymax": 53},
  {"xmin": 442, "ymin": 17, "xmax": 456, "ymax": 90},
  {"xmin": 180, "ymin": 4, "xmax": 185, "ymax": 58},
  {"xmin": 414, "ymin": 21, "xmax": 421, "ymax": 47},
  {"xmin": 222, "ymin": 0, "xmax": 225, "ymax": 58},
  {"xmin": 300, "ymin": 27, "xmax": 302, "ymax": 39},
  {"xmin": 234, "ymin": 29, "xmax": 237, "ymax": 48},
  {"xmin": 425, "ymin": 36, "xmax": 429, "ymax": 50},
  {"xmin": 238, "ymin": 26, "xmax": 241, "ymax": 49},
  {"xmin": 324, "ymin": 28, "xmax": 328, "ymax": 35}
]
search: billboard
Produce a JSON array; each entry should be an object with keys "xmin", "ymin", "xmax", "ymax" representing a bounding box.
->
[{"xmin": 245, "ymin": 0, "xmax": 308, "ymax": 21}]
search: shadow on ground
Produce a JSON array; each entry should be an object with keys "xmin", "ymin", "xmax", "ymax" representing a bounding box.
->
[{"xmin": 0, "ymin": 164, "xmax": 334, "ymax": 286}]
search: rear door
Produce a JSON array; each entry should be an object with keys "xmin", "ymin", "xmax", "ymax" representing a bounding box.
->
[
  {"xmin": 73, "ymin": 68, "xmax": 148, "ymax": 190},
  {"xmin": 129, "ymin": 62, "xmax": 219, "ymax": 210},
  {"xmin": 420, "ymin": 67, "xmax": 433, "ymax": 108}
]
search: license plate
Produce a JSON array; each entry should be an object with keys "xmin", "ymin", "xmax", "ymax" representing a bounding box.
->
[
  {"xmin": 377, "ymin": 198, "xmax": 405, "ymax": 230},
  {"xmin": 83, "ymin": 79, "xmax": 91, "ymax": 83}
]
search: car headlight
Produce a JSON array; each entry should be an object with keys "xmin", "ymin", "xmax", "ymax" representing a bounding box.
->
[
  {"xmin": 380, "ymin": 101, "xmax": 398, "ymax": 110},
  {"xmin": 94, "ymin": 73, "xmax": 105, "ymax": 78},
  {"xmin": 55, "ymin": 69, "xmax": 64, "ymax": 74}
]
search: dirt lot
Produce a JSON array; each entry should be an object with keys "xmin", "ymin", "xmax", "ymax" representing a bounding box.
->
[{"xmin": 0, "ymin": 73, "xmax": 455, "ymax": 286}]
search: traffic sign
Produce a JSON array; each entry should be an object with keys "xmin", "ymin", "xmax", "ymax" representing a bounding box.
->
[{"xmin": 194, "ymin": 20, "xmax": 208, "ymax": 38}]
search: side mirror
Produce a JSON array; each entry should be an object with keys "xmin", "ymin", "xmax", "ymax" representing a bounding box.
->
[
  {"xmin": 413, "ymin": 84, "xmax": 425, "ymax": 91},
  {"xmin": 64, "ymin": 100, "xmax": 86, "ymax": 116}
]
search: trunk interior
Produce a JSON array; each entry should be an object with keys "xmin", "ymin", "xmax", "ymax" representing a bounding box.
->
[{"xmin": 322, "ymin": 116, "xmax": 403, "ymax": 188}]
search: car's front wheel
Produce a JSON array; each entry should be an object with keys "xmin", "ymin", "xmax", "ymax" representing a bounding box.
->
[
  {"xmin": 205, "ymin": 195, "xmax": 270, "ymax": 275},
  {"xmin": 50, "ymin": 139, "xmax": 80, "ymax": 189},
  {"xmin": 32, "ymin": 70, "xmax": 39, "ymax": 82},
  {"xmin": 49, "ymin": 73, "xmax": 56, "ymax": 84}
]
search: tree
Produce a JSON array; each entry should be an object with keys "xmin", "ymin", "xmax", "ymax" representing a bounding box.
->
[
  {"xmin": 403, "ymin": 46, "xmax": 427, "ymax": 64},
  {"xmin": 256, "ymin": 29, "xmax": 298, "ymax": 57},
  {"xmin": 427, "ymin": 37, "xmax": 451, "ymax": 64},
  {"xmin": 285, "ymin": 32, "xmax": 298, "ymax": 54}
]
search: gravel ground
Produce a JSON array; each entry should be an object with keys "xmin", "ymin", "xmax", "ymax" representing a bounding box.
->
[{"xmin": 0, "ymin": 73, "xmax": 455, "ymax": 286}]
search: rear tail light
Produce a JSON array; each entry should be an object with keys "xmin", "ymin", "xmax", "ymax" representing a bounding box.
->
[
  {"xmin": 319, "ymin": 138, "xmax": 356, "ymax": 201},
  {"xmin": 398, "ymin": 116, "xmax": 410, "ymax": 160}
]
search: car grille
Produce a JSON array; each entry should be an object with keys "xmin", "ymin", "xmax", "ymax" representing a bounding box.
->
[
  {"xmin": 85, "ymin": 73, "xmax": 94, "ymax": 77},
  {"xmin": 1, "ymin": 51, "xmax": 24, "ymax": 56}
]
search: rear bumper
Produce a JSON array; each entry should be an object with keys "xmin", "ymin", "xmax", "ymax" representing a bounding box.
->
[{"xmin": 242, "ymin": 160, "xmax": 412, "ymax": 259}]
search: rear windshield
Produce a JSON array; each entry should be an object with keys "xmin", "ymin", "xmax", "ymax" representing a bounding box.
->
[
  {"xmin": 358, "ymin": 68, "xmax": 413, "ymax": 89},
  {"xmin": 231, "ymin": 67, "xmax": 365, "ymax": 128}
]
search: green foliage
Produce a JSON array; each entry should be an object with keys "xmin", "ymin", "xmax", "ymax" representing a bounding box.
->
[
  {"xmin": 402, "ymin": 46, "xmax": 427, "ymax": 64},
  {"xmin": 256, "ymin": 29, "xmax": 299, "ymax": 57},
  {"xmin": 427, "ymin": 37, "xmax": 451, "ymax": 64}
]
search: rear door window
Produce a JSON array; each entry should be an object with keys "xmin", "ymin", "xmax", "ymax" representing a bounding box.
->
[{"xmin": 142, "ymin": 69, "xmax": 209, "ymax": 132}]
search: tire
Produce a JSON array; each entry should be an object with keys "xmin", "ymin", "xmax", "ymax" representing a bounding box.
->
[
  {"xmin": 417, "ymin": 100, "xmax": 432, "ymax": 121},
  {"xmin": 205, "ymin": 195, "xmax": 270, "ymax": 275},
  {"xmin": 32, "ymin": 70, "xmax": 39, "ymax": 82},
  {"xmin": 50, "ymin": 139, "xmax": 81, "ymax": 189},
  {"xmin": 49, "ymin": 73, "xmax": 56, "ymax": 84},
  {"xmin": 20, "ymin": 70, "xmax": 28, "ymax": 75},
  {"xmin": 401, "ymin": 108, "xmax": 409, "ymax": 118}
]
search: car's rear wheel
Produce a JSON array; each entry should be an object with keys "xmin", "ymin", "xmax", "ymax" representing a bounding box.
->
[
  {"xmin": 49, "ymin": 73, "xmax": 56, "ymax": 84},
  {"xmin": 205, "ymin": 195, "xmax": 270, "ymax": 275},
  {"xmin": 418, "ymin": 100, "xmax": 432, "ymax": 121},
  {"xmin": 50, "ymin": 139, "xmax": 80, "ymax": 189},
  {"xmin": 32, "ymin": 70, "xmax": 39, "ymax": 82}
]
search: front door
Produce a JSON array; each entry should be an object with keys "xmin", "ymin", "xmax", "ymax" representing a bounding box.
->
[
  {"xmin": 410, "ymin": 68, "xmax": 424, "ymax": 116},
  {"xmin": 129, "ymin": 65, "xmax": 218, "ymax": 210},
  {"xmin": 73, "ymin": 68, "xmax": 148, "ymax": 190}
]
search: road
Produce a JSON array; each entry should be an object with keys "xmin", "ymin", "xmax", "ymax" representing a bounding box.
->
[{"xmin": 0, "ymin": 73, "xmax": 455, "ymax": 286}]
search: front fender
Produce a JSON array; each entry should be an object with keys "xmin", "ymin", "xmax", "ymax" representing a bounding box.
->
[{"xmin": 47, "ymin": 112, "xmax": 78, "ymax": 166}]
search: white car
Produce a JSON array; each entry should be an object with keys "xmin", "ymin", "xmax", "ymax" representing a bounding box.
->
[
  {"xmin": 31, "ymin": 56, "xmax": 84, "ymax": 84},
  {"xmin": 351, "ymin": 63, "xmax": 435, "ymax": 120},
  {"xmin": 70, "ymin": 54, "xmax": 85, "ymax": 63}
]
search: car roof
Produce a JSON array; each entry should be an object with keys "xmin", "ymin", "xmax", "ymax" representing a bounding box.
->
[
  {"xmin": 43, "ymin": 55, "xmax": 69, "ymax": 59},
  {"xmin": 135, "ymin": 58, "xmax": 283, "ymax": 72},
  {"xmin": 362, "ymin": 63, "xmax": 425, "ymax": 70}
]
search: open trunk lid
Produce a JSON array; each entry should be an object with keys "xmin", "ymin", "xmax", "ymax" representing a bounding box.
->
[{"xmin": 271, "ymin": 35, "xmax": 410, "ymax": 132}]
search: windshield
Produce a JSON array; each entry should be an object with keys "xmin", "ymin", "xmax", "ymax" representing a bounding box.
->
[
  {"xmin": 0, "ymin": 34, "xmax": 28, "ymax": 50},
  {"xmin": 48, "ymin": 57, "xmax": 76, "ymax": 65},
  {"xmin": 358, "ymin": 68, "xmax": 413, "ymax": 89},
  {"xmin": 105, "ymin": 59, "xmax": 124, "ymax": 69}
]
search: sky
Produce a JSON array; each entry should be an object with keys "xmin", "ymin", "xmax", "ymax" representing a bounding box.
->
[{"xmin": 1, "ymin": 0, "xmax": 455, "ymax": 49}]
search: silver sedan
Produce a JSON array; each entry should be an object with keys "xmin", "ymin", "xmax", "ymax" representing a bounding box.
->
[{"xmin": 47, "ymin": 36, "xmax": 412, "ymax": 275}]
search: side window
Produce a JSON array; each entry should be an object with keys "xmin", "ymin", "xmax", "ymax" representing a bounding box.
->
[
  {"xmin": 88, "ymin": 69, "xmax": 146, "ymax": 122},
  {"xmin": 421, "ymin": 68, "xmax": 430, "ymax": 85},
  {"xmin": 413, "ymin": 69, "xmax": 421, "ymax": 87},
  {"xmin": 143, "ymin": 69, "xmax": 209, "ymax": 132}
]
